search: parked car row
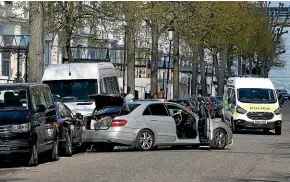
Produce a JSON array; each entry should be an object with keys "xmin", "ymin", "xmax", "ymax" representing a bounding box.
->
[{"xmin": 0, "ymin": 83, "xmax": 233, "ymax": 167}]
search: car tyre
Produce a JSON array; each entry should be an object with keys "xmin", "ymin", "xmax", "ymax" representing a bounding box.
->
[
  {"xmin": 27, "ymin": 142, "xmax": 38, "ymax": 166},
  {"xmin": 209, "ymin": 128, "xmax": 227, "ymax": 149},
  {"xmin": 275, "ymin": 126, "xmax": 282, "ymax": 135},
  {"xmin": 135, "ymin": 130, "xmax": 154, "ymax": 151},
  {"xmin": 64, "ymin": 132, "xmax": 73, "ymax": 156},
  {"xmin": 49, "ymin": 136, "xmax": 59, "ymax": 161}
]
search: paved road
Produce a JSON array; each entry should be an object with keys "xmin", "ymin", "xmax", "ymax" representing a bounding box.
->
[{"xmin": 1, "ymin": 102, "xmax": 290, "ymax": 182}]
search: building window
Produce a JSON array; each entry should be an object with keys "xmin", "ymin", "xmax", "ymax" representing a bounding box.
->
[
  {"xmin": 2, "ymin": 52, "xmax": 11, "ymax": 76},
  {"xmin": 4, "ymin": 1, "xmax": 13, "ymax": 6}
]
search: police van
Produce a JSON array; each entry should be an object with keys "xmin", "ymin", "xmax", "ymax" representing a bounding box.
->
[{"xmin": 222, "ymin": 77, "xmax": 282, "ymax": 135}]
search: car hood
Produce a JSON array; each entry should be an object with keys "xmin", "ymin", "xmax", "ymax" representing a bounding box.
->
[
  {"xmin": 0, "ymin": 110, "xmax": 30, "ymax": 125},
  {"xmin": 64, "ymin": 102, "xmax": 95, "ymax": 116}
]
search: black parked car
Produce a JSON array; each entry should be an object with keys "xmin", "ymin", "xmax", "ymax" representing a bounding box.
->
[
  {"xmin": 210, "ymin": 97, "xmax": 222, "ymax": 117},
  {"xmin": 55, "ymin": 102, "xmax": 83, "ymax": 156},
  {"xmin": 0, "ymin": 83, "xmax": 59, "ymax": 166}
]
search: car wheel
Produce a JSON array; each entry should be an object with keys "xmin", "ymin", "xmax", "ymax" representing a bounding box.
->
[
  {"xmin": 275, "ymin": 126, "xmax": 282, "ymax": 135},
  {"xmin": 135, "ymin": 130, "xmax": 154, "ymax": 151},
  {"xmin": 49, "ymin": 136, "xmax": 59, "ymax": 161},
  {"xmin": 64, "ymin": 132, "xmax": 73, "ymax": 156},
  {"xmin": 209, "ymin": 128, "xmax": 227, "ymax": 149},
  {"xmin": 27, "ymin": 142, "xmax": 38, "ymax": 166}
]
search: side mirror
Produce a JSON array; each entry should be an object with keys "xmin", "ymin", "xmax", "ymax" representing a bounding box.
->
[
  {"xmin": 75, "ymin": 113, "xmax": 83, "ymax": 120},
  {"xmin": 35, "ymin": 104, "xmax": 46, "ymax": 113}
]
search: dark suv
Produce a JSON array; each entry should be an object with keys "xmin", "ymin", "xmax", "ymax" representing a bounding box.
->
[{"xmin": 0, "ymin": 83, "xmax": 59, "ymax": 166}]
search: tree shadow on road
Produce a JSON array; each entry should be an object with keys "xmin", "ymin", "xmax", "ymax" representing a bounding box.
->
[{"xmin": 235, "ymin": 129, "xmax": 276, "ymax": 135}]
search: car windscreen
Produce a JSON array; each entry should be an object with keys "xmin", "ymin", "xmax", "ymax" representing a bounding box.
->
[
  {"xmin": 128, "ymin": 103, "xmax": 141, "ymax": 111},
  {"xmin": 43, "ymin": 79, "xmax": 98, "ymax": 102},
  {"xmin": 237, "ymin": 88, "xmax": 277, "ymax": 104},
  {"xmin": 0, "ymin": 86, "xmax": 28, "ymax": 110}
]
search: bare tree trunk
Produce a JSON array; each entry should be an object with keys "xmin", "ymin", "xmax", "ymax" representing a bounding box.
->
[
  {"xmin": 28, "ymin": 1, "xmax": 44, "ymax": 83},
  {"xmin": 126, "ymin": 23, "xmax": 136, "ymax": 95},
  {"xmin": 150, "ymin": 22, "xmax": 159, "ymax": 97},
  {"xmin": 213, "ymin": 49, "xmax": 219, "ymax": 82},
  {"xmin": 218, "ymin": 47, "xmax": 227, "ymax": 95},
  {"xmin": 238, "ymin": 53, "xmax": 242, "ymax": 75},
  {"xmin": 249, "ymin": 58, "xmax": 253, "ymax": 74},
  {"xmin": 65, "ymin": 31, "xmax": 73, "ymax": 62},
  {"xmin": 191, "ymin": 45, "xmax": 198, "ymax": 95},
  {"xmin": 227, "ymin": 56, "xmax": 232, "ymax": 77},
  {"xmin": 173, "ymin": 31, "xmax": 180, "ymax": 99},
  {"xmin": 199, "ymin": 46, "xmax": 206, "ymax": 96}
]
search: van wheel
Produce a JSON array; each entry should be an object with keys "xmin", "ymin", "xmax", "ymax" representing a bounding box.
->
[
  {"xmin": 64, "ymin": 132, "xmax": 73, "ymax": 156},
  {"xmin": 275, "ymin": 126, "xmax": 282, "ymax": 135},
  {"xmin": 27, "ymin": 143, "xmax": 38, "ymax": 166},
  {"xmin": 209, "ymin": 128, "xmax": 227, "ymax": 149},
  {"xmin": 135, "ymin": 130, "xmax": 154, "ymax": 151}
]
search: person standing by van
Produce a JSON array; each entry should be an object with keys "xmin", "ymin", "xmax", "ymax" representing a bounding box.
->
[{"xmin": 157, "ymin": 89, "xmax": 165, "ymax": 99}]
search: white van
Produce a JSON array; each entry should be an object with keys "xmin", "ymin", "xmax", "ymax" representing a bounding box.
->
[
  {"xmin": 42, "ymin": 62, "xmax": 120, "ymax": 116},
  {"xmin": 222, "ymin": 77, "xmax": 282, "ymax": 135}
]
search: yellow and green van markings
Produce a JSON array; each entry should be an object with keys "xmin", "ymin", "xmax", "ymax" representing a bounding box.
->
[{"xmin": 240, "ymin": 105, "xmax": 278, "ymax": 112}]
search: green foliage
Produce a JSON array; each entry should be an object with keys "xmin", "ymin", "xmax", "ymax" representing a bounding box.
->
[{"xmin": 176, "ymin": 2, "xmax": 274, "ymax": 60}]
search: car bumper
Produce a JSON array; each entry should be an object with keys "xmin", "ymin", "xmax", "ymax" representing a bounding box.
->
[
  {"xmin": 234, "ymin": 119, "xmax": 282, "ymax": 129},
  {"xmin": 82, "ymin": 129, "xmax": 136, "ymax": 146},
  {"xmin": 0, "ymin": 133, "xmax": 32, "ymax": 156}
]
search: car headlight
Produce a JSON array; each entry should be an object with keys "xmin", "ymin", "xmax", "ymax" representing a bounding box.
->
[
  {"xmin": 274, "ymin": 108, "xmax": 282, "ymax": 115},
  {"xmin": 236, "ymin": 106, "xmax": 247, "ymax": 114},
  {"xmin": 11, "ymin": 123, "xmax": 30, "ymax": 133}
]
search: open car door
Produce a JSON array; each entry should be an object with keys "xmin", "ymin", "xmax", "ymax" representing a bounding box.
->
[
  {"xmin": 86, "ymin": 94, "xmax": 130, "ymax": 130},
  {"xmin": 198, "ymin": 103, "xmax": 212, "ymax": 143}
]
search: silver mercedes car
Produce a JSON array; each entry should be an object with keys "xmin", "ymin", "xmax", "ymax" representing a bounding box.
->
[{"xmin": 81, "ymin": 94, "xmax": 233, "ymax": 151}]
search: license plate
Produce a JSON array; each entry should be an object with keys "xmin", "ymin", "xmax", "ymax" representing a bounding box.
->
[{"xmin": 254, "ymin": 121, "xmax": 268, "ymax": 124}]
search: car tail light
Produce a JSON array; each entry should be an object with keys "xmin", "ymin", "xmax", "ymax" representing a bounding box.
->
[
  {"xmin": 57, "ymin": 122, "xmax": 61, "ymax": 127},
  {"xmin": 45, "ymin": 124, "xmax": 54, "ymax": 130},
  {"xmin": 110, "ymin": 119, "xmax": 127, "ymax": 127}
]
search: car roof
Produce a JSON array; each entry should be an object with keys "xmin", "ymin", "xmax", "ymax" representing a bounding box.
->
[{"xmin": 133, "ymin": 100, "xmax": 175, "ymax": 105}]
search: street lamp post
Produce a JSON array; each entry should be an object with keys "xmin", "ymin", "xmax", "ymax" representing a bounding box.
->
[
  {"xmin": 162, "ymin": 56, "xmax": 166, "ymax": 90},
  {"xmin": 166, "ymin": 28, "xmax": 174, "ymax": 99}
]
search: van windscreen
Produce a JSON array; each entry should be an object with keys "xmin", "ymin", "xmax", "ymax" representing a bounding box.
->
[
  {"xmin": 43, "ymin": 79, "xmax": 98, "ymax": 102},
  {"xmin": 0, "ymin": 86, "xmax": 28, "ymax": 110},
  {"xmin": 237, "ymin": 88, "xmax": 277, "ymax": 104}
]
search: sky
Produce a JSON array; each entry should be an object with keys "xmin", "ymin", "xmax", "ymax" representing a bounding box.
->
[{"xmin": 270, "ymin": 1, "xmax": 290, "ymax": 7}]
